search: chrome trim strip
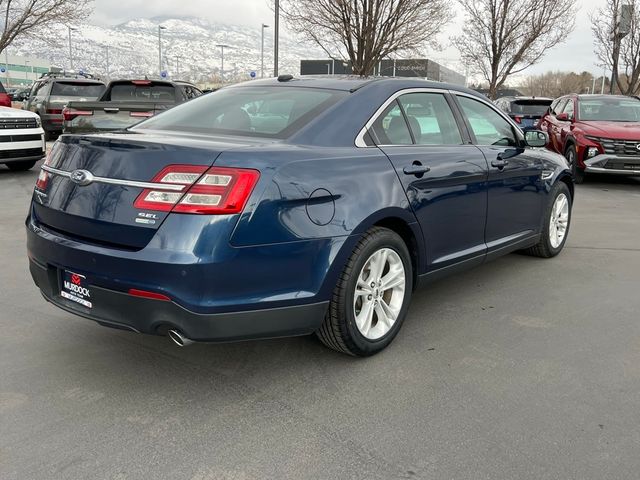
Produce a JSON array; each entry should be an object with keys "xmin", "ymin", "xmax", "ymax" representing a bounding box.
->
[
  {"xmin": 354, "ymin": 87, "xmax": 450, "ymax": 148},
  {"xmin": 585, "ymin": 166, "xmax": 640, "ymax": 175},
  {"xmin": 41, "ymin": 165, "xmax": 186, "ymax": 191}
]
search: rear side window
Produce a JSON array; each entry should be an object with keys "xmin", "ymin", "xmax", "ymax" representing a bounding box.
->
[
  {"xmin": 134, "ymin": 86, "xmax": 347, "ymax": 138},
  {"xmin": 370, "ymin": 101, "xmax": 413, "ymax": 145},
  {"xmin": 50, "ymin": 82, "xmax": 105, "ymax": 97},
  {"xmin": 457, "ymin": 96, "xmax": 517, "ymax": 146},
  {"xmin": 398, "ymin": 93, "xmax": 462, "ymax": 145},
  {"xmin": 109, "ymin": 84, "xmax": 176, "ymax": 102}
]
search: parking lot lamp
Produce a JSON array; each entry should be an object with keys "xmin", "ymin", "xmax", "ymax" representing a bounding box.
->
[
  {"xmin": 216, "ymin": 44, "xmax": 231, "ymax": 84},
  {"xmin": 261, "ymin": 24, "xmax": 269, "ymax": 78},
  {"xmin": 158, "ymin": 25, "xmax": 167, "ymax": 76},
  {"xmin": 24, "ymin": 59, "xmax": 29, "ymax": 81},
  {"xmin": 68, "ymin": 26, "xmax": 77, "ymax": 70},
  {"xmin": 274, "ymin": 0, "xmax": 279, "ymax": 76}
]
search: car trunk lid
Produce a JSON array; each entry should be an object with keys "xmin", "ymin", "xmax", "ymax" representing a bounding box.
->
[{"xmin": 32, "ymin": 132, "xmax": 242, "ymax": 249}]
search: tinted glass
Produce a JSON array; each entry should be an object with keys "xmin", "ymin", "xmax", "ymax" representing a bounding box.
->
[
  {"xmin": 398, "ymin": 93, "xmax": 462, "ymax": 145},
  {"xmin": 110, "ymin": 84, "xmax": 176, "ymax": 102},
  {"xmin": 50, "ymin": 82, "xmax": 105, "ymax": 97},
  {"xmin": 510, "ymin": 100, "xmax": 552, "ymax": 115},
  {"xmin": 135, "ymin": 86, "xmax": 346, "ymax": 138},
  {"xmin": 457, "ymin": 96, "xmax": 517, "ymax": 146},
  {"xmin": 578, "ymin": 97, "xmax": 640, "ymax": 121},
  {"xmin": 551, "ymin": 98, "xmax": 567, "ymax": 115},
  {"xmin": 562, "ymin": 99, "xmax": 575, "ymax": 118},
  {"xmin": 370, "ymin": 101, "xmax": 412, "ymax": 145}
]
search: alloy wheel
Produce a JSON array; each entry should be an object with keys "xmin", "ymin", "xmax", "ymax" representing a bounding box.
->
[{"xmin": 549, "ymin": 193, "xmax": 570, "ymax": 249}]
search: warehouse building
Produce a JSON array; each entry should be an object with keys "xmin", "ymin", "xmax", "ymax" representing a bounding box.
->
[{"xmin": 1, "ymin": 54, "xmax": 50, "ymax": 88}]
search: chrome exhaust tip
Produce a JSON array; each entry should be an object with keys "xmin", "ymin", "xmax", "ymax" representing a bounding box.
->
[{"xmin": 168, "ymin": 329, "xmax": 194, "ymax": 347}]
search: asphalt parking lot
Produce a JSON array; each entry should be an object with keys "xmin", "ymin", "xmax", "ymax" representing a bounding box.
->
[{"xmin": 1, "ymin": 161, "xmax": 639, "ymax": 480}]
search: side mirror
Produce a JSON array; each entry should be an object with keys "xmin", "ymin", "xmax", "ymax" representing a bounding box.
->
[
  {"xmin": 556, "ymin": 112, "xmax": 571, "ymax": 122},
  {"xmin": 524, "ymin": 130, "xmax": 548, "ymax": 148}
]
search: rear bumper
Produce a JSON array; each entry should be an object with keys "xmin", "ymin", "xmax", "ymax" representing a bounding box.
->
[
  {"xmin": 584, "ymin": 155, "xmax": 640, "ymax": 176},
  {"xmin": 30, "ymin": 257, "xmax": 327, "ymax": 341}
]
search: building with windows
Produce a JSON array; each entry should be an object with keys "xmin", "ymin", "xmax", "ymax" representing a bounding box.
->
[
  {"xmin": 300, "ymin": 58, "xmax": 466, "ymax": 86},
  {"xmin": 1, "ymin": 54, "xmax": 51, "ymax": 88}
]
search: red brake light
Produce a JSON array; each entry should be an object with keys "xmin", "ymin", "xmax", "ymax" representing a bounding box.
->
[
  {"xmin": 35, "ymin": 151, "xmax": 53, "ymax": 190},
  {"xmin": 130, "ymin": 111, "xmax": 154, "ymax": 118},
  {"xmin": 133, "ymin": 165, "xmax": 260, "ymax": 215},
  {"xmin": 131, "ymin": 80, "xmax": 153, "ymax": 85},
  {"xmin": 128, "ymin": 288, "xmax": 171, "ymax": 301},
  {"xmin": 62, "ymin": 107, "xmax": 93, "ymax": 122},
  {"xmin": 514, "ymin": 115, "xmax": 522, "ymax": 124},
  {"xmin": 46, "ymin": 109, "xmax": 63, "ymax": 115}
]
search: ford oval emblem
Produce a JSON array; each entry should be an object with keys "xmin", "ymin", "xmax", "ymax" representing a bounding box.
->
[{"xmin": 69, "ymin": 169, "xmax": 94, "ymax": 186}]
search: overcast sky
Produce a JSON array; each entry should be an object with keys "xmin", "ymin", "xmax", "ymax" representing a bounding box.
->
[{"xmin": 91, "ymin": 0, "xmax": 605, "ymax": 78}]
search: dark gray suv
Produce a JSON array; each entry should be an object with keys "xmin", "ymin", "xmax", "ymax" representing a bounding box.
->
[{"xmin": 24, "ymin": 73, "xmax": 105, "ymax": 140}]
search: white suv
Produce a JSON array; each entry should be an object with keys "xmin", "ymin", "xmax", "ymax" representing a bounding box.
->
[{"xmin": 0, "ymin": 106, "xmax": 45, "ymax": 171}]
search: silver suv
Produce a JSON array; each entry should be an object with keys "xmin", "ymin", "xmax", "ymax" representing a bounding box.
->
[{"xmin": 24, "ymin": 72, "xmax": 105, "ymax": 140}]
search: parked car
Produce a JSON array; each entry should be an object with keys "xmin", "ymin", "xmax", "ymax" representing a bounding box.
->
[
  {"xmin": 494, "ymin": 96, "xmax": 553, "ymax": 130},
  {"xmin": 62, "ymin": 79, "xmax": 203, "ymax": 134},
  {"xmin": 10, "ymin": 87, "xmax": 31, "ymax": 102},
  {"xmin": 0, "ymin": 107, "xmax": 45, "ymax": 171},
  {"xmin": 27, "ymin": 76, "xmax": 573, "ymax": 356},
  {"xmin": 23, "ymin": 72, "xmax": 106, "ymax": 140},
  {"xmin": 0, "ymin": 80, "xmax": 13, "ymax": 108},
  {"xmin": 538, "ymin": 94, "xmax": 640, "ymax": 183}
]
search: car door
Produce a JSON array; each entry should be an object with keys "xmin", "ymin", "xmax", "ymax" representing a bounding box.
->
[
  {"xmin": 453, "ymin": 94, "xmax": 545, "ymax": 253},
  {"xmin": 27, "ymin": 81, "xmax": 50, "ymax": 114},
  {"xmin": 558, "ymin": 97, "xmax": 576, "ymax": 152},
  {"xmin": 369, "ymin": 90, "xmax": 489, "ymax": 271}
]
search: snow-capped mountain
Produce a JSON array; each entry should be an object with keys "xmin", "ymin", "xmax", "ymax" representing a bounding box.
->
[{"xmin": 12, "ymin": 16, "xmax": 325, "ymax": 85}]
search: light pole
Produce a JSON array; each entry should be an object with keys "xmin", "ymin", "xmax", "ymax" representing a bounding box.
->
[
  {"xmin": 274, "ymin": 0, "xmax": 279, "ymax": 76},
  {"xmin": 105, "ymin": 45, "xmax": 110, "ymax": 78},
  {"xmin": 261, "ymin": 24, "xmax": 269, "ymax": 78},
  {"xmin": 175, "ymin": 56, "xmax": 181, "ymax": 78},
  {"xmin": 68, "ymin": 26, "xmax": 77, "ymax": 70},
  {"xmin": 24, "ymin": 59, "xmax": 29, "ymax": 82},
  {"xmin": 158, "ymin": 25, "xmax": 166, "ymax": 76},
  {"xmin": 216, "ymin": 44, "xmax": 231, "ymax": 84}
]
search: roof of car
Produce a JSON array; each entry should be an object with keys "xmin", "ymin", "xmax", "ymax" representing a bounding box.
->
[
  {"xmin": 226, "ymin": 75, "xmax": 480, "ymax": 96},
  {"xmin": 576, "ymin": 94, "xmax": 639, "ymax": 101}
]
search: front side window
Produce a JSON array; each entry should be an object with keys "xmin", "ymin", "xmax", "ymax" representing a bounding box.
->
[
  {"xmin": 369, "ymin": 101, "xmax": 413, "ymax": 145},
  {"xmin": 134, "ymin": 86, "xmax": 346, "ymax": 138},
  {"xmin": 551, "ymin": 98, "xmax": 567, "ymax": 116},
  {"xmin": 457, "ymin": 96, "xmax": 517, "ymax": 146},
  {"xmin": 562, "ymin": 98, "xmax": 575, "ymax": 119},
  {"xmin": 398, "ymin": 93, "xmax": 463, "ymax": 145}
]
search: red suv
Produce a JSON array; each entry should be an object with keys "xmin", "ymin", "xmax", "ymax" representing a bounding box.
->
[{"xmin": 538, "ymin": 94, "xmax": 640, "ymax": 183}]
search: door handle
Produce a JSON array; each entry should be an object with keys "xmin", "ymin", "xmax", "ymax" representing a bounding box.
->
[
  {"xmin": 403, "ymin": 162, "xmax": 431, "ymax": 177},
  {"xmin": 491, "ymin": 158, "xmax": 509, "ymax": 169}
]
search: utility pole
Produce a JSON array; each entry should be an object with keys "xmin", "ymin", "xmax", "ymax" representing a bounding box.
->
[
  {"xmin": 105, "ymin": 46, "xmax": 110, "ymax": 77},
  {"xmin": 175, "ymin": 56, "xmax": 181, "ymax": 78},
  {"xmin": 610, "ymin": 1, "xmax": 632, "ymax": 94},
  {"xmin": 68, "ymin": 26, "xmax": 77, "ymax": 70},
  {"xmin": 274, "ymin": 0, "xmax": 279, "ymax": 76},
  {"xmin": 261, "ymin": 24, "xmax": 269, "ymax": 78},
  {"xmin": 158, "ymin": 25, "xmax": 166, "ymax": 76},
  {"xmin": 216, "ymin": 44, "xmax": 231, "ymax": 84},
  {"xmin": 24, "ymin": 59, "xmax": 29, "ymax": 81}
]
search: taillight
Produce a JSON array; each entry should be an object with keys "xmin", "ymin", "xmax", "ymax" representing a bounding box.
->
[
  {"xmin": 514, "ymin": 115, "xmax": 522, "ymax": 124},
  {"xmin": 133, "ymin": 164, "xmax": 260, "ymax": 215},
  {"xmin": 130, "ymin": 111, "xmax": 154, "ymax": 118},
  {"xmin": 62, "ymin": 107, "xmax": 93, "ymax": 122},
  {"xmin": 128, "ymin": 288, "xmax": 170, "ymax": 301},
  {"xmin": 35, "ymin": 151, "xmax": 53, "ymax": 190},
  {"xmin": 46, "ymin": 109, "xmax": 63, "ymax": 115}
]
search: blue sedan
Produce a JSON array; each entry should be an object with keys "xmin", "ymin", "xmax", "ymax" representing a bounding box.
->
[{"xmin": 27, "ymin": 76, "xmax": 573, "ymax": 356}]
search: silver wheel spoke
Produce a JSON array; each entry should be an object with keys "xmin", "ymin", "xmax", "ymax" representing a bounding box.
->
[
  {"xmin": 353, "ymin": 247, "xmax": 406, "ymax": 340},
  {"xmin": 549, "ymin": 193, "xmax": 570, "ymax": 249}
]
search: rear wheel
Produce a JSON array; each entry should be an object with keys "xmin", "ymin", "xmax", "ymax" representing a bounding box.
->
[
  {"xmin": 523, "ymin": 181, "xmax": 572, "ymax": 258},
  {"xmin": 565, "ymin": 144, "xmax": 585, "ymax": 184},
  {"xmin": 316, "ymin": 227, "xmax": 413, "ymax": 356},
  {"xmin": 6, "ymin": 161, "xmax": 36, "ymax": 171}
]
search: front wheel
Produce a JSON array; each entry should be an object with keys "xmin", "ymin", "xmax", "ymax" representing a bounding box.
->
[
  {"xmin": 316, "ymin": 227, "xmax": 413, "ymax": 356},
  {"xmin": 6, "ymin": 161, "xmax": 36, "ymax": 171},
  {"xmin": 565, "ymin": 145, "xmax": 585, "ymax": 184},
  {"xmin": 523, "ymin": 181, "xmax": 572, "ymax": 258}
]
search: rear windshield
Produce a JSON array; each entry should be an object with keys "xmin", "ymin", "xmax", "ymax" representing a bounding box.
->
[
  {"xmin": 578, "ymin": 97, "xmax": 640, "ymax": 121},
  {"xmin": 51, "ymin": 82, "xmax": 105, "ymax": 97},
  {"xmin": 510, "ymin": 100, "xmax": 552, "ymax": 115},
  {"xmin": 109, "ymin": 84, "xmax": 176, "ymax": 102},
  {"xmin": 133, "ymin": 86, "xmax": 347, "ymax": 138}
]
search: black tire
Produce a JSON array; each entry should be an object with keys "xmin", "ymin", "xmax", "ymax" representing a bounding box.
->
[
  {"xmin": 523, "ymin": 181, "xmax": 572, "ymax": 258},
  {"xmin": 6, "ymin": 161, "xmax": 36, "ymax": 171},
  {"xmin": 316, "ymin": 226, "xmax": 413, "ymax": 356},
  {"xmin": 565, "ymin": 144, "xmax": 585, "ymax": 184}
]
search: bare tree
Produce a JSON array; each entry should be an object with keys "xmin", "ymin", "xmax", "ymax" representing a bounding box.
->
[
  {"xmin": 453, "ymin": 0, "xmax": 576, "ymax": 99},
  {"xmin": 520, "ymin": 71, "xmax": 597, "ymax": 97},
  {"xmin": 592, "ymin": 0, "xmax": 640, "ymax": 95},
  {"xmin": 0, "ymin": 0, "xmax": 92, "ymax": 54},
  {"xmin": 280, "ymin": 0, "xmax": 452, "ymax": 76}
]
